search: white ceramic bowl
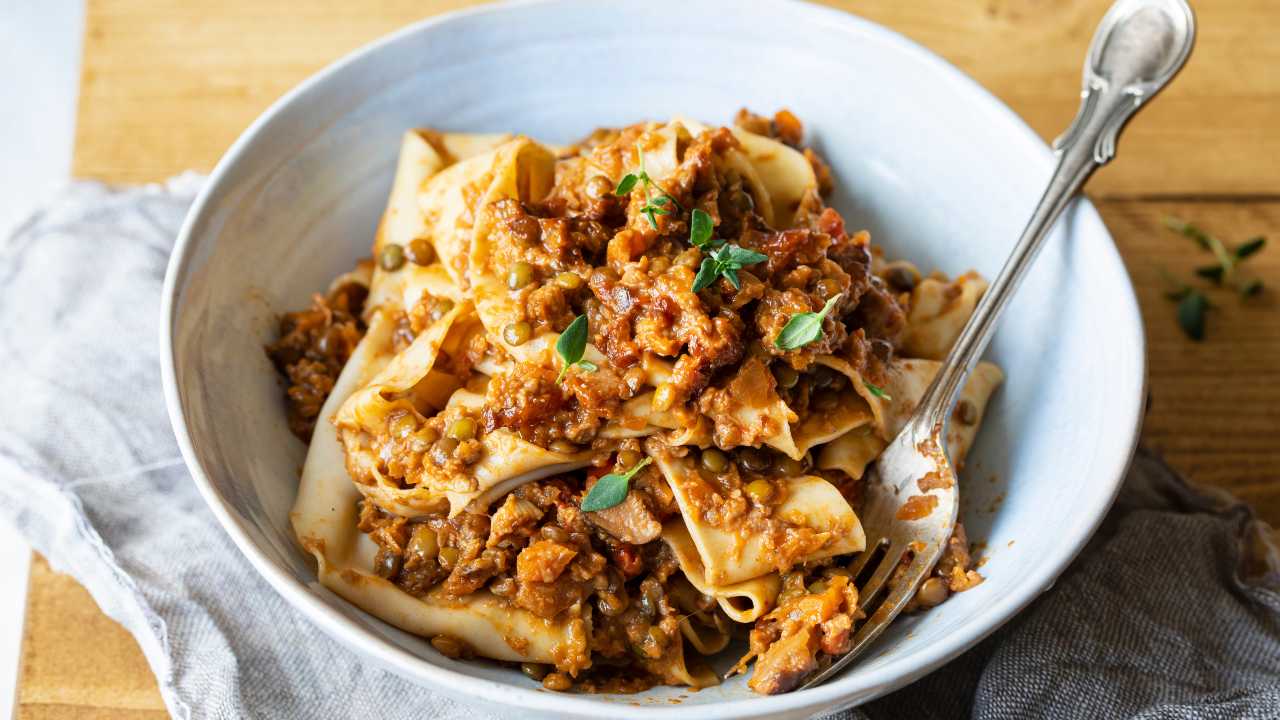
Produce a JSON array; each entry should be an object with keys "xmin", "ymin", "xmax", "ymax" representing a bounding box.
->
[{"xmin": 160, "ymin": 1, "xmax": 1145, "ymax": 717}]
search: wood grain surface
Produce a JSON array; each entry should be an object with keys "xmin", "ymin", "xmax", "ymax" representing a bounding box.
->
[{"xmin": 20, "ymin": 0, "xmax": 1280, "ymax": 717}]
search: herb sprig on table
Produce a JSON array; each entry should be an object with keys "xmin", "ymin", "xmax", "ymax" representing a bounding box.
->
[{"xmin": 1159, "ymin": 217, "xmax": 1267, "ymax": 341}]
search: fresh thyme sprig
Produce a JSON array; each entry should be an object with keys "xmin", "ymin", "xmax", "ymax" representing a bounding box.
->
[
  {"xmin": 1164, "ymin": 217, "xmax": 1266, "ymax": 295},
  {"xmin": 692, "ymin": 243, "xmax": 768, "ymax": 292},
  {"xmin": 615, "ymin": 145, "xmax": 682, "ymax": 230},
  {"xmin": 1159, "ymin": 217, "xmax": 1267, "ymax": 341},
  {"xmin": 686, "ymin": 208, "xmax": 766, "ymax": 292}
]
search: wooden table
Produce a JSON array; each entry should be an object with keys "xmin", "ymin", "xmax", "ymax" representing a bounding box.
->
[{"xmin": 19, "ymin": 1, "xmax": 1280, "ymax": 716}]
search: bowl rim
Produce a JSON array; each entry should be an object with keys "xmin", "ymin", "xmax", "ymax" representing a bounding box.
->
[{"xmin": 159, "ymin": 0, "xmax": 1146, "ymax": 716}]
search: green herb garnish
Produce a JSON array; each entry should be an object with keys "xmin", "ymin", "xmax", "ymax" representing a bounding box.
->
[
  {"xmin": 1164, "ymin": 217, "xmax": 1266, "ymax": 294},
  {"xmin": 773, "ymin": 294, "xmax": 843, "ymax": 350},
  {"xmin": 1158, "ymin": 266, "xmax": 1211, "ymax": 341},
  {"xmin": 1159, "ymin": 218, "xmax": 1267, "ymax": 341},
  {"xmin": 863, "ymin": 380, "xmax": 890, "ymax": 400},
  {"xmin": 555, "ymin": 314, "xmax": 597, "ymax": 383},
  {"xmin": 1176, "ymin": 290, "xmax": 1209, "ymax": 341},
  {"xmin": 689, "ymin": 208, "xmax": 719, "ymax": 250},
  {"xmin": 615, "ymin": 145, "xmax": 681, "ymax": 230},
  {"xmin": 692, "ymin": 244, "xmax": 767, "ymax": 293},
  {"xmin": 580, "ymin": 457, "xmax": 652, "ymax": 512}
]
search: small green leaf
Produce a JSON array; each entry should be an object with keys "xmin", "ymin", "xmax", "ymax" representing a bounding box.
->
[
  {"xmin": 555, "ymin": 315, "xmax": 590, "ymax": 383},
  {"xmin": 724, "ymin": 246, "xmax": 767, "ymax": 266},
  {"xmin": 1176, "ymin": 291, "xmax": 1208, "ymax": 341},
  {"xmin": 774, "ymin": 293, "xmax": 843, "ymax": 350},
  {"xmin": 652, "ymin": 196, "xmax": 669, "ymax": 206},
  {"xmin": 690, "ymin": 244, "xmax": 767, "ymax": 293},
  {"xmin": 641, "ymin": 207, "xmax": 659, "ymax": 230},
  {"xmin": 615, "ymin": 174, "xmax": 639, "ymax": 196},
  {"xmin": 863, "ymin": 380, "xmax": 891, "ymax": 400},
  {"xmin": 1235, "ymin": 236, "xmax": 1266, "ymax": 260},
  {"xmin": 690, "ymin": 208, "xmax": 714, "ymax": 249},
  {"xmin": 1195, "ymin": 264, "xmax": 1225, "ymax": 283},
  {"xmin": 692, "ymin": 257, "xmax": 720, "ymax": 292},
  {"xmin": 580, "ymin": 457, "xmax": 652, "ymax": 512},
  {"xmin": 577, "ymin": 359, "xmax": 599, "ymax": 372}
]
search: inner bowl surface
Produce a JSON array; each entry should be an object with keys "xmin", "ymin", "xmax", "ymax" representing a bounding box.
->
[{"xmin": 161, "ymin": 1, "xmax": 1145, "ymax": 718}]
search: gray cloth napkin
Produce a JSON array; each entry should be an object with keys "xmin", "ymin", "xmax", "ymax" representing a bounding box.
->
[{"xmin": 2, "ymin": 179, "xmax": 1277, "ymax": 720}]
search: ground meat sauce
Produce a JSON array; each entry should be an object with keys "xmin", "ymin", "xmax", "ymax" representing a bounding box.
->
[
  {"xmin": 273, "ymin": 110, "xmax": 984, "ymax": 695},
  {"xmin": 267, "ymin": 281, "xmax": 368, "ymax": 440}
]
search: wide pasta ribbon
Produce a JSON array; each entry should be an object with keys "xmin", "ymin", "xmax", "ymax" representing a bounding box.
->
[
  {"xmin": 654, "ymin": 452, "xmax": 865, "ymax": 588},
  {"xmin": 901, "ymin": 272, "xmax": 989, "ymax": 361},
  {"xmin": 818, "ymin": 357, "xmax": 1004, "ymax": 478},
  {"xmin": 292, "ymin": 308, "xmax": 579, "ymax": 667}
]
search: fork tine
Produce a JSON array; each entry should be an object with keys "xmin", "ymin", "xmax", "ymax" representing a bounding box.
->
[
  {"xmin": 799, "ymin": 551, "xmax": 932, "ymax": 690},
  {"xmin": 856, "ymin": 543, "xmax": 904, "ymax": 614},
  {"xmin": 847, "ymin": 536, "xmax": 887, "ymax": 579},
  {"xmin": 851, "ymin": 551, "xmax": 930, "ymax": 646}
]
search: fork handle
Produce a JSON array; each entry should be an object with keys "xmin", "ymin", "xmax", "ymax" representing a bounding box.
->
[{"xmin": 913, "ymin": 0, "xmax": 1195, "ymax": 434}]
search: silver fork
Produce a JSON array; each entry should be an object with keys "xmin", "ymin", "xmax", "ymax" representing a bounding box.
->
[{"xmin": 801, "ymin": 0, "xmax": 1195, "ymax": 690}]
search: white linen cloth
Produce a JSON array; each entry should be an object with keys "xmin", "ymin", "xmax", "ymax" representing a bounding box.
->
[{"xmin": 1, "ymin": 178, "xmax": 1277, "ymax": 719}]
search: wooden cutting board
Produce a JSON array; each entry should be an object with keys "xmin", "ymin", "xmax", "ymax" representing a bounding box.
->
[{"xmin": 19, "ymin": 0, "xmax": 1280, "ymax": 717}]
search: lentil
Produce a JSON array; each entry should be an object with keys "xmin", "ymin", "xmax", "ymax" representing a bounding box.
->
[
  {"xmin": 507, "ymin": 261, "xmax": 535, "ymax": 290},
  {"xmin": 738, "ymin": 448, "xmax": 773, "ymax": 474},
  {"xmin": 405, "ymin": 237, "xmax": 435, "ymax": 266},
  {"xmin": 915, "ymin": 576, "xmax": 949, "ymax": 608},
  {"xmin": 617, "ymin": 449, "xmax": 643, "ymax": 468},
  {"xmin": 773, "ymin": 363, "xmax": 799, "ymax": 389},
  {"xmin": 775, "ymin": 456, "xmax": 805, "ymax": 477},
  {"xmin": 521, "ymin": 663, "xmax": 549, "ymax": 681},
  {"xmin": 508, "ymin": 215, "xmax": 541, "ymax": 246},
  {"xmin": 447, "ymin": 417, "xmax": 477, "ymax": 441},
  {"xmin": 542, "ymin": 672, "xmax": 572, "ymax": 692},
  {"xmin": 378, "ymin": 243, "xmax": 405, "ymax": 271},
  {"xmin": 745, "ymin": 479, "xmax": 776, "ymax": 504},
  {"xmin": 555, "ymin": 271, "xmax": 583, "ymax": 290},
  {"xmin": 700, "ymin": 448, "xmax": 729, "ymax": 474},
  {"xmin": 430, "ymin": 635, "xmax": 464, "ymax": 658},
  {"xmin": 503, "ymin": 321, "xmax": 532, "ymax": 346}
]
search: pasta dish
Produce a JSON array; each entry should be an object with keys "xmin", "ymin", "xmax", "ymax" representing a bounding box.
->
[{"xmin": 271, "ymin": 110, "xmax": 1002, "ymax": 695}]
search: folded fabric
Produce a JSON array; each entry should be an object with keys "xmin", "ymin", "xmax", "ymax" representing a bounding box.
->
[{"xmin": 1, "ymin": 178, "xmax": 1276, "ymax": 720}]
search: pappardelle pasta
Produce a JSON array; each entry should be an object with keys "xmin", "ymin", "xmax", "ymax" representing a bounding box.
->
[{"xmin": 270, "ymin": 110, "xmax": 1002, "ymax": 695}]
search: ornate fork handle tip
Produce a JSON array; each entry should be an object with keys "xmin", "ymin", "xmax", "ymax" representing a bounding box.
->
[
  {"xmin": 913, "ymin": 0, "xmax": 1194, "ymax": 437},
  {"xmin": 799, "ymin": 0, "xmax": 1194, "ymax": 693}
]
